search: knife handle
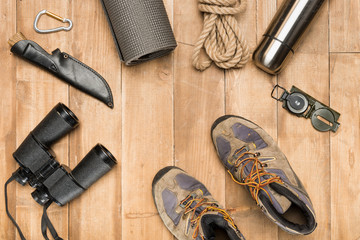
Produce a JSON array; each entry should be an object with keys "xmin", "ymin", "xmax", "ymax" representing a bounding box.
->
[{"xmin": 11, "ymin": 40, "xmax": 59, "ymax": 72}]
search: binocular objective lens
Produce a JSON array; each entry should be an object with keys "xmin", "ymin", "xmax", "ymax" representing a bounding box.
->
[
  {"xmin": 71, "ymin": 144, "xmax": 117, "ymax": 189},
  {"xmin": 56, "ymin": 103, "xmax": 79, "ymax": 128},
  {"xmin": 32, "ymin": 103, "xmax": 79, "ymax": 147},
  {"xmin": 97, "ymin": 144, "xmax": 117, "ymax": 168}
]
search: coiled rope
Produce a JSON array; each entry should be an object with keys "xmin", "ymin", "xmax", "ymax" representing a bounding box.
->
[{"xmin": 192, "ymin": 0, "xmax": 250, "ymax": 71}]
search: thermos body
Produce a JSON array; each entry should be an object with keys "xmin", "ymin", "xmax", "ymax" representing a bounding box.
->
[{"xmin": 253, "ymin": 0, "xmax": 326, "ymax": 75}]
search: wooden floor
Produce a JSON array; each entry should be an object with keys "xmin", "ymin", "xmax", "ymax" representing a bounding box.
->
[{"xmin": 0, "ymin": 0, "xmax": 359, "ymax": 239}]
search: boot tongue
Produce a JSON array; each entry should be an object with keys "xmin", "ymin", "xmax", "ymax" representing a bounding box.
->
[
  {"xmin": 200, "ymin": 213, "xmax": 241, "ymax": 240},
  {"xmin": 233, "ymin": 148, "xmax": 292, "ymax": 214},
  {"xmin": 261, "ymin": 184, "xmax": 292, "ymax": 214}
]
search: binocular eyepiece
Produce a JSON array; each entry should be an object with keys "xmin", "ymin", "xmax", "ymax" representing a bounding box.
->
[{"xmin": 12, "ymin": 103, "xmax": 117, "ymax": 206}]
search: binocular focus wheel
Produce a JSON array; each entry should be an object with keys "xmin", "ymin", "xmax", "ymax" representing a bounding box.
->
[
  {"xmin": 311, "ymin": 108, "xmax": 337, "ymax": 132},
  {"xmin": 286, "ymin": 92, "xmax": 309, "ymax": 114}
]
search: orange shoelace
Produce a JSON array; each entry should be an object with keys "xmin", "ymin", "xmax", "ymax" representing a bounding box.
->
[
  {"xmin": 180, "ymin": 195, "xmax": 237, "ymax": 239},
  {"xmin": 228, "ymin": 147, "xmax": 283, "ymax": 204}
]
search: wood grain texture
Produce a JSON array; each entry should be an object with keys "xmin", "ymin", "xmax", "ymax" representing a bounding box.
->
[
  {"xmin": 121, "ymin": 58, "xmax": 174, "ymax": 240},
  {"xmin": 0, "ymin": 0, "xmax": 16, "ymax": 239},
  {"xmin": 174, "ymin": 0, "xmax": 226, "ymax": 207},
  {"xmin": 277, "ymin": 1, "xmax": 331, "ymax": 239},
  {"xmin": 121, "ymin": 1, "xmax": 174, "ymax": 239},
  {"xmin": 225, "ymin": 0, "xmax": 279, "ymax": 239},
  {"xmin": 15, "ymin": 1, "xmax": 71, "ymax": 239},
  {"xmin": 330, "ymin": 53, "xmax": 360, "ymax": 240},
  {"xmin": 0, "ymin": 0, "xmax": 359, "ymax": 239},
  {"xmin": 330, "ymin": 0, "xmax": 360, "ymax": 52},
  {"xmin": 68, "ymin": 0, "xmax": 122, "ymax": 239}
]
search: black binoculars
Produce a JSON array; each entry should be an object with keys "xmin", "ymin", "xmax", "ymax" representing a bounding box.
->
[
  {"xmin": 11, "ymin": 103, "xmax": 117, "ymax": 206},
  {"xmin": 5, "ymin": 102, "xmax": 117, "ymax": 239}
]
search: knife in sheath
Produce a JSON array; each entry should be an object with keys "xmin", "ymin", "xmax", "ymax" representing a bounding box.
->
[{"xmin": 8, "ymin": 32, "xmax": 114, "ymax": 108}]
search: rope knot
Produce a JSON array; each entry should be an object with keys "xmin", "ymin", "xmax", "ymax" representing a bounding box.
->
[
  {"xmin": 193, "ymin": 0, "xmax": 250, "ymax": 71},
  {"xmin": 198, "ymin": 0, "xmax": 247, "ymax": 15}
]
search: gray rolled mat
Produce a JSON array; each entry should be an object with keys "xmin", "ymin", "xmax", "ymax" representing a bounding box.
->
[{"xmin": 100, "ymin": 0, "xmax": 177, "ymax": 65}]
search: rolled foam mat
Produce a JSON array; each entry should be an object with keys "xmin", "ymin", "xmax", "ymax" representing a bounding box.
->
[{"xmin": 100, "ymin": 0, "xmax": 177, "ymax": 65}]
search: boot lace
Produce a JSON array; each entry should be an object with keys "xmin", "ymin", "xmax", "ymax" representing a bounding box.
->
[
  {"xmin": 228, "ymin": 146, "xmax": 283, "ymax": 204},
  {"xmin": 180, "ymin": 194, "xmax": 237, "ymax": 239}
]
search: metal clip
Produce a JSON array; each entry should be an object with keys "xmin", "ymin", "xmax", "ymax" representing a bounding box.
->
[{"xmin": 34, "ymin": 10, "xmax": 73, "ymax": 33}]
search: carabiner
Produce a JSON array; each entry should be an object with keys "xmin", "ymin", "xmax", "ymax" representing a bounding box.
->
[{"xmin": 34, "ymin": 10, "xmax": 73, "ymax": 34}]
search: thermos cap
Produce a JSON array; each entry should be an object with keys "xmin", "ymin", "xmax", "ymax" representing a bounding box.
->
[
  {"xmin": 252, "ymin": 0, "xmax": 326, "ymax": 75},
  {"xmin": 253, "ymin": 36, "xmax": 294, "ymax": 75}
]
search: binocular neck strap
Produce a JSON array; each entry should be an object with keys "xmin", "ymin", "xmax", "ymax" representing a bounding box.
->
[
  {"xmin": 4, "ymin": 175, "xmax": 63, "ymax": 240},
  {"xmin": 4, "ymin": 175, "xmax": 26, "ymax": 240},
  {"xmin": 41, "ymin": 201, "xmax": 64, "ymax": 240}
]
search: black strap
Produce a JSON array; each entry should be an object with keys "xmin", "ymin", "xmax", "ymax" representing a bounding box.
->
[
  {"xmin": 41, "ymin": 201, "xmax": 64, "ymax": 240},
  {"xmin": 5, "ymin": 176, "xmax": 26, "ymax": 240},
  {"xmin": 5, "ymin": 175, "xmax": 63, "ymax": 240}
]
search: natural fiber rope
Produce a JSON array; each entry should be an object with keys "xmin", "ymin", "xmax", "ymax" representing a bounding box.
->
[{"xmin": 192, "ymin": 0, "xmax": 250, "ymax": 71}]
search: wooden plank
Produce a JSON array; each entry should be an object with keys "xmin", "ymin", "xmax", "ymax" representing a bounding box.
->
[
  {"xmin": 256, "ymin": 0, "xmax": 278, "ymax": 42},
  {"xmin": 121, "ymin": 1, "xmax": 174, "ymax": 239},
  {"xmin": 68, "ymin": 0, "xmax": 122, "ymax": 239},
  {"xmin": 330, "ymin": 0, "xmax": 360, "ymax": 52},
  {"xmin": 2, "ymin": 0, "xmax": 359, "ymax": 239},
  {"xmin": 174, "ymin": 0, "xmax": 225, "ymax": 211},
  {"xmin": 330, "ymin": 53, "xmax": 360, "ymax": 240},
  {"xmin": 174, "ymin": 0, "xmax": 202, "ymax": 44},
  {"xmin": 224, "ymin": 0, "xmax": 279, "ymax": 239},
  {"xmin": 0, "ymin": 0, "xmax": 16, "ymax": 239},
  {"xmin": 174, "ymin": 45, "xmax": 225, "ymax": 202},
  {"xmin": 121, "ymin": 58, "xmax": 173, "ymax": 239},
  {"xmin": 15, "ymin": 1, "xmax": 72, "ymax": 239},
  {"xmin": 277, "ymin": 1, "xmax": 330, "ymax": 239}
]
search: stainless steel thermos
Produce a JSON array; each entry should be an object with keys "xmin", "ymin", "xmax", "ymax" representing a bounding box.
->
[{"xmin": 253, "ymin": 0, "xmax": 326, "ymax": 75}]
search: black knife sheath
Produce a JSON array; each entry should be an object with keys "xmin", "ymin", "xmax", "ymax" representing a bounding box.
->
[{"xmin": 11, "ymin": 40, "xmax": 114, "ymax": 108}]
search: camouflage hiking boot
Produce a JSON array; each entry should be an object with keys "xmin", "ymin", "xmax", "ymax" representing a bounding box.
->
[
  {"xmin": 211, "ymin": 115, "xmax": 317, "ymax": 235},
  {"xmin": 152, "ymin": 166, "xmax": 246, "ymax": 240}
]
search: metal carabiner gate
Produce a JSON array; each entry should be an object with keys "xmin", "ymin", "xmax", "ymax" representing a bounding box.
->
[{"xmin": 34, "ymin": 9, "xmax": 73, "ymax": 34}]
